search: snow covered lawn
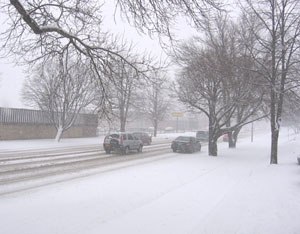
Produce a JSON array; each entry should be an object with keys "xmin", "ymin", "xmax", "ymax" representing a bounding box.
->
[{"xmin": 0, "ymin": 129, "xmax": 299, "ymax": 234}]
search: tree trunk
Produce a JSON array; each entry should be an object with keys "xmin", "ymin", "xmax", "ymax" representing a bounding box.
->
[
  {"xmin": 228, "ymin": 140, "xmax": 235, "ymax": 148},
  {"xmin": 120, "ymin": 116, "xmax": 126, "ymax": 132},
  {"xmin": 230, "ymin": 127, "xmax": 241, "ymax": 148},
  {"xmin": 270, "ymin": 120, "xmax": 279, "ymax": 164},
  {"xmin": 55, "ymin": 126, "xmax": 63, "ymax": 142},
  {"xmin": 208, "ymin": 139, "xmax": 218, "ymax": 156},
  {"xmin": 228, "ymin": 131, "xmax": 235, "ymax": 148},
  {"xmin": 269, "ymin": 1, "xmax": 278, "ymax": 165},
  {"xmin": 120, "ymin": 122, "xmax": 125, "ymax": 132},
  {"xmin": 208, "ymin": 116, "xmax": 218, "ymax": 156},
  {"xmin": 153, "ymin": 119, "xmax": 158, "ymax": 137},
  {"xmin": 270, "ymin": 76, "xmax": 279, "ymax": 164}
]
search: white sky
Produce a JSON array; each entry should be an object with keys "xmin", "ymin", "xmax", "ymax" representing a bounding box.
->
[{"xmin": 0, "ymin": 59, "xmax": 25, "ymax": 108}]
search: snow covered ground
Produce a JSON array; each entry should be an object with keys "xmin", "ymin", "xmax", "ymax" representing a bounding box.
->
[{"xmin": 0, "ymin": 128, "xmax": 299, "ymax": 234}]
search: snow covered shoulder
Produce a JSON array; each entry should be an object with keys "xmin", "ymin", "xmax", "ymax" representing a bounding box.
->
[{"xmin": 0, "ymin": 129, "xmax": 299, "ymax": 234}]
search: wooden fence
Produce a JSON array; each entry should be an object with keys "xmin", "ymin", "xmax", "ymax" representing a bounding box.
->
[
  {"xmin": 0, "ymin": 107, "xmax": 97, "ymax": 126},
  {"xmin": 0, "ymin": 107, "xmax": 98, "ymax": 140}
]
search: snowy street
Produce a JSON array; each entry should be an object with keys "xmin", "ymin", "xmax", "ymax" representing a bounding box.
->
[
  {"xmin": 2, "ymin": 1, "xmax": 300, "ymax": 233},
  {"xmin": 0, "ymin": 138, "xmax": 172, "ymax": 195},
  {"xmin": 0, "ymin": 130, "xmax": 300, "ymax": 234}
]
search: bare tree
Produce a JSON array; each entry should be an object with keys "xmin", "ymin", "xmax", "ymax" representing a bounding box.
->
[
  {"xmin": 0, "ymin": 0, "xmax": 223, "ymax": 72},
  {"xmin": 241, "ymin": 0, "xmax": 300, "ymax": 164},
  {"xmin": 0, "ymin": 1, "xmax": 155, "ymax": 101},
  {"xmin": 137, "ymin": 71, "xmax": 170, "ymax": 137},
  {"xmin": 0, "ymin": 1, "xmax": 224, "ymax": 119},
  {"xmin": 103, "ymin": 59, "xmax": 142, "ymax": 132},
  {"xmin": 116, "ymin": 0, "xmax": 223, "ymax": 38},
  {"xmin": 22, "ymin": 53, "xmax": 97, "ymax": 141},
  {"xmin": 175, "ymin": 20, "xmax": 266, "ymax": 156}
]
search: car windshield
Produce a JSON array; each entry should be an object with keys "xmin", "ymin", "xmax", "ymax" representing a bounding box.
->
[
  {"xmin": 196, "ymin": 131, "xmax": 208, "ymax": 137},
  {"xmin": 175, "ymin": 136, "xmax": 190, "ymax": 142},
  {"xmin": 109, "ymin": 134, "xmax": 120, "ymax": 139}
]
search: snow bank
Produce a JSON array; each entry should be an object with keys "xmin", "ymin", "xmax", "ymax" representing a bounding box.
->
[{"xmin": 0, "ymin": 128, "xmax": 299, "ymax": 234}]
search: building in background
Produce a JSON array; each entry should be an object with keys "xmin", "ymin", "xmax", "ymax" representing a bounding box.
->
[{"xmin": 0, "ymin": 107, "xmax": 98, "ymax": 140}]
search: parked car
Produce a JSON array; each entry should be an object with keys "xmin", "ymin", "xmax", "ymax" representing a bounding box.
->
[
  {"xmin": 103, "ymin": 133, "xmax": 143, "ymax": 154},
  {"xmin": 196, "ymin": 130, "xmax": 209, "ymax": 142},
  {"xmin": 222, "ymin": 134, "xmax": 228, "ymax": 142},
  {"xmin": 132, "ymin": 132, "xmax": 152, "ymax": 145},
  {"xmin": 171, "ymin": 136, "xmax": 201, "ymax": 153}
]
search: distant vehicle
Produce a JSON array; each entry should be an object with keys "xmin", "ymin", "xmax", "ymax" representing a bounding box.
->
[
  {"xmin": 165, "ymin": 126, "xmax": 174, "ymax": 132},
  {"xmin": 132, "ymin": 132, "xmax": 152, "ymax": 145},
  {"xmin": 222, "ymin": 134, "xmax": 228, "ymax": 142},
  {"xmin": 171, "ymin": 136, "xmax": 201, "ymax": 153},
  {"xmin": 196, "ymin": 130, "xmax": 209, "ymax": 142},
  {"xmin": 103, "ymin": 133, "xmax": 143, "ymax": 154}
]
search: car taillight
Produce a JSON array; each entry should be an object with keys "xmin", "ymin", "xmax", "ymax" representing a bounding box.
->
[
  {"xmin": 104, "ymin": 136, "xmax": 107, "ymax": 141},
  {"xmin": 186, "ymin": 143, "xmax": 190, "ymax": 146},
  {"xmin": 120, "ymin": 135, "xmax": 123, "ymax": 144}
]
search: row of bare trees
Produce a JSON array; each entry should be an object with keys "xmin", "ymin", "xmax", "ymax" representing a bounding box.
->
[
  {"xmin": 0, "ymin": 0, "xmax": 222, "ymax": 142},
  {"xmin": 21, "ymin": 51, "xmax": 171, "ymax": 141},
  {"xmin": 1, "ymin": 0, "xmax": 300, "ymax": 163},
  {"xmin": 0, "ymin": 1, "xmax": 173, "ymax": 141},
  {"xmin": 99, "ymin": 60, "xmax": 171, "ymax": 136},
  {"xmin": 173, "ymin": 0, "xmax": 300, "ymax": 161},
  {"xmin": 241, "ymin": 0, "xmax": 300, "ymax": 164},
  {"xmin": 174, "ymin": 14, "xmax": 267, "ymax": 156}
]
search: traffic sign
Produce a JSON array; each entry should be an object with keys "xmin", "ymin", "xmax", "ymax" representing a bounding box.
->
[{"xmin": 172, "ymin": 112, "xmax": 184, "ymax": 117}]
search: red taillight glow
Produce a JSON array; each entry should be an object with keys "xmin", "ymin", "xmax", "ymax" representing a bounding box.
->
[
  {"xmin": 186, "ymin": 143, "xmax": 190, "ymax": 146},
  {"xmin": 120, "ymin": 135, "xmax": 123, "ymax": 144}
]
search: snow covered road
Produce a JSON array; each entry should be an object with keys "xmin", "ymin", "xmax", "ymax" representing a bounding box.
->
[
  {"xmin": 0, "ymin": 130, "xmax": 299, "ymax": 234},
  {"xmin": 0, "ymin": 141, "xmax": 174, "ymax": 195}
]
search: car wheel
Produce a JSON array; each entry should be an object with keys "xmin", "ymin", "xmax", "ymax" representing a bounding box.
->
[
  {"xmin": 137, "ymin": 145, "xmax": 143, "ymax": 152},
  {"xmin": 122, "ymin": 147, "xmax": 129, "ymax": 155},
  {"xmin": 172, "ymin": 148, "xmax": 176, "ymax": 152}
]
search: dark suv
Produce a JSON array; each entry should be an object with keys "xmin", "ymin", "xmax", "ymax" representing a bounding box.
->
[
  {"xmin": 132, "ymin": 132, "xmax": 152, "ymax": 145},
  {"xmin": 103, "ymin": 133, "xmax": 143, "ymax": 154}
]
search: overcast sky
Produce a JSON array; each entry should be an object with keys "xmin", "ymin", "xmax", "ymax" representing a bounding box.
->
[
  {"xmin": 0, "ymin": 1, "xmax": 162, "ymax": 108},
  {"xmin": 0, "ymin": 2, "xmax": 174, "ymax": 109},
  {"xmin": 0, "ymin": 1, "xmax": 226, "ymax": 109}
]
